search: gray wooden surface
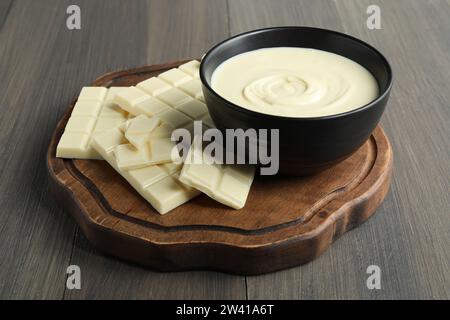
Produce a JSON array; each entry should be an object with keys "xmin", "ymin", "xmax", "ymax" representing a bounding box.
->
[{"xmin": 0, "ymin": 0, "xmax": 448, "ymax": 300}]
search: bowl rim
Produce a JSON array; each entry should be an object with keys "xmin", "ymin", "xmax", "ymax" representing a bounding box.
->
[{"xmin": 199, "ymin": 26, "xmax": 393, "ymax": 121}]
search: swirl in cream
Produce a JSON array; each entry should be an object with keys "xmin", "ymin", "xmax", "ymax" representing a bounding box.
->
[{"xmin": 211, "ymin": 48, "xmax": 378, "ymax": 117}]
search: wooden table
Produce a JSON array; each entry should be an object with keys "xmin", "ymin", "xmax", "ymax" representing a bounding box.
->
[{"xmin": 0, "ymin": 0, "xmax": 448, "ymax": 299}]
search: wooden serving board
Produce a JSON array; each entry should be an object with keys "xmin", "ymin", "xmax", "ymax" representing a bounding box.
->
[{"xmin": 47, "ymin": 60, "xmax": 393, "ymax": 275}]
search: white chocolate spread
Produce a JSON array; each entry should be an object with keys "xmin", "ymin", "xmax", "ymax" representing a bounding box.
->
[{"xmin": 211, "ymin": 47, "xmax": 379, "ymax": 117}]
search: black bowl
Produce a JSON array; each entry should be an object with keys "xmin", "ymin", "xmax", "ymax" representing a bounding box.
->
[{"xmin": 200, "ymin": 26, "xmax": 393, "ymax": 175}]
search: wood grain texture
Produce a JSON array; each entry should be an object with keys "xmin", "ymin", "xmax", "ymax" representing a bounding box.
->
[{"xmin": 0, "ymin": 0, "xmax": 448, "ymax": 299}]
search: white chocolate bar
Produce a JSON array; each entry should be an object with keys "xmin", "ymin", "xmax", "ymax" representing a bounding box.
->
[
  {"xmin": 56, "ymin": 62, "xmax": 223, "ymax": 214},
  {"xmin": 71, "ymin": 100, "xmax": 103, "ymax": 117},
  {"xmin": 115, "ymin": 115, "xmax": 181, "ymax": 170},
  {"xmin": 94, "ymin": 117, "xmax": 128, "ymax": 133},
  {"xmin": 57, "ymin": 61, "xmax": 208, "ymax": 161},
  {"xmin": 118, "ymin": 117, "xmax": 167, "ymax": 135},
  {"xmin": 56, "ymin": 87, "xmax": 128, "ymax": 159},
  {"xmin": 114, "ymin": 143, "xmax": 153, "ymax": 170},
  {"xmin": 126, "ymin": 115, "xmax": 160, "ymax": 134},
  {"xmin": 155, "ymin": 87, "xmax": 193, "ymax": 107},
  {"xmin": 133, "ymin": 96, "xmax": 170, "ymax": 116},
  {"xmin": 92, "ymin": 128, "xmax": 199, "ymax": 214},
  {"xmin": 115, "ymin": 60, "xmax": 206, "ymax": 124},
  {"xmin": 179, "ymin": 137, "xmax": 255, "ymax": 209},
  {"xmin": 59, "ymin": 80, "xmax": 214, "ymax": 160},
  {"xmin": 175, "ymin": 99, "xmax": 208, "ymax": 119},
  {"xmin": 150, "ymin": 122, "xmax": 174, "ymax": 138},
  {"xmin": 157, "ymin": 108, "xmax": 192, "ymax": 128},
  {"xmin": 120, "ymin": 97, "xmax": 210, "ymax": 137},
  {"xmin": 78, "ymin": 86, "xmax": 108, "ymax": 101},
  {"xmin": 115, "ymin": 59, "xmax": 204, "ymax": 118},
  {"xmin": 64, "ymin": 116, "xmax": 96, "ymax": 133},
  {"xmin": 113, "ymin": 86, "xmax": 170, "ymax": 117}
]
